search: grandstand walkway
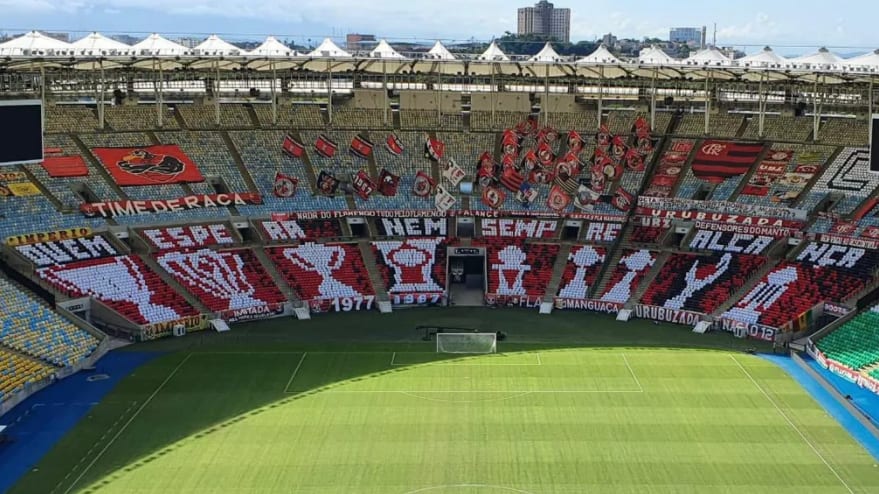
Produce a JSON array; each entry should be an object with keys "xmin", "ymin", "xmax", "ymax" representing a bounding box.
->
[
  {"xmin": 627, "ymin": 251, "xmax": 670, "ymax": 307},
  {"xmin": 543, "ymin": 243, "xmax": 573, "ymax": 303},
  {"xmin": 710, "ymin": 258, "xmax": 781, "ymax": 318},
  {"xmin": 221, "ymin": 131, "xmax": 260, "ymax": 193},
  {"xmin": 252, "ymin": 247, "xmax": 299, "ymax": 305},
  {"xmin": 137, "ymin": 253, "xmax": 211, "ymax": 315},
  {"xmin": 358, "ymin": 241, "xmax": 389, "ymax": 302}
]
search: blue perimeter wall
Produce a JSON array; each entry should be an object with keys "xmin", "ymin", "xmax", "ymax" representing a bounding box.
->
[
  {"xmin": 0, "ymin": 351, "xmax": 159, "ymax": 494},
  {"xmin": 762, "ymin": 354, "xmax": 879, "ymax": 462}
]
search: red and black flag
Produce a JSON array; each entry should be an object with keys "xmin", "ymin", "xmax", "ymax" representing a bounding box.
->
[
  {"xmin": 611, "ymin": 187, "xmax": 635, "ymax": 212},
  {"xmin": 385, "ymin": 133, "xmax": 404, "ymax": 156},
  {"xmin": 625, "ymin": 148, "xmax": 645, "ymax": 171},
  {"xmin": 349, "ymin": 134, "xmax": 374, "ymax": 160},
  {"xmin": 596, "ymin": 124, "xmax": 612, "ymax": 149},
  {"xmin": 502, "ymin": 129, "xmax": 520, "ymax": 155},
  {"xmin": 316, "ymin": 171, "xmax": 340, "ymax": 195},
  {"xmin": 499, "ymin": 166, "xmax": 525, "ymax": 192},
  {"xmin": 691, "ymin": 140, "xmax": 764, "ymax": 184},
  {"xmin": 547, "ymin": 184, "xmax": 571, "ymax": 212},
  {"xmin": 314, "ymin": 134, "xmax": 338, "ymax": 159},
  {"xmin": 424, "ymin": 137, "xmax": 445, "ymax": 162},
  {"xmin": 567, "ymin": 130, "xmax": 585, "ymax": 155},
  {"xmin": 481, "ymin": 185, "xmax": 506, "ymax": 210},
  {"xmin": 351, "ymin": 170, "xmax": 376, "ymax": 200},
  {"xmin": 282, "ymin": 133, "xmax": 305, "ymax": 158},
  {"xmin": 537, "ymin": 141, "xmax": 555, "ymax": 167},
  {"xmin": 273, "ymin": 172, "xmax": 299, "ymax": 198},
  {"xmin": 413, "ymin": 170, "xmax": 437, "ymax": 197},
  {"xmin": 377, "ymin": 168, "xmax": 400, "ymax": 196}
]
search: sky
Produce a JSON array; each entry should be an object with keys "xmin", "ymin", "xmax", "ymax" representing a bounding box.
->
[{"xmin": 0, "ymin": 0, "xmax": 876, "ymax": 56}]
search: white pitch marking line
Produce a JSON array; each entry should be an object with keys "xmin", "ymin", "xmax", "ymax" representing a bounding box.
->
[
  {"xmin": 63, "ymin": 353, "xmax": 193, "ymax": 494},
  {"xmin": 314, "ymin": 390, "xmax": 644, "ymax": 394},
  {"xmin": 390, "ymin": 352, "xmax": 397, "ymax": 366},
  {"xmin": 729, "ymin": 355, "xmax": 854, "ymax": 494},
  {"xmin": 283, "ymin": 352, "xmax": 308, "ymax": 394},
  {"xmin": 621, "ymin": 353, "xmax": 643, "ymax": 392},
  {"xmin": 536, "ymin": 353, "xmax": 542, "ymax": 366}
]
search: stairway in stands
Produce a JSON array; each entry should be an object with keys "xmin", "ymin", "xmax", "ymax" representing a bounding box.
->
[
  {"xmin": 709, "ymin": 258, "xmax": 781, "ymax": 318},
  {"xmin": 542, "ymin": 243, "xmax": 573, "ymax": 303},
  {"xmin": 589, "ymin": 247, "xmax": 625, "ymax": 299},
  {"xmin": 252, "ymin": 247, "xmax": 300, "ymax": 305},
  {"xmin": 358, "ymin": 241, "xmax": 389, "ymax": 302},
  {"xmin": 136, "ymin": 253, "xmax": 212, "ymax": 315},
  {"xmin": 626, "ymin": 251, "xmax": 670, "ymax": 307}
]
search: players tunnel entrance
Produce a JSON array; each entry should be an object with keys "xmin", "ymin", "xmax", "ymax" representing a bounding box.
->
[{"xmin": 447, "ymin": 246, "xmax": 485, "ymax": 307}]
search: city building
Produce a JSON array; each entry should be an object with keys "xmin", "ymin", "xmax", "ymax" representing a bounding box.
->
[
  {"xmin": 346, "ymin": 33, "xmax": 377, "ymax": 52},
  {"xmin": 670, "ymin": 27, "xmax": 706, "ymax": 48},
  {"xmin": 517, "ymin": 1, "xmax": 571, "ymax": 43}
]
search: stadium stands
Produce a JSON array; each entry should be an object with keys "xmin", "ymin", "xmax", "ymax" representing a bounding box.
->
[
  {"xmin": 45, "ymin": 106, "xmax": 99, "ymax": 134},
  {"xmin": 267, "ymin": 243, "xmax": 375, "ymax": 303},
  {"xmin": 177, "ymin": 104, "xmax": 253, "ymax": 129},
  {"xmin": 372, "ymin": 238, "xmax": 448, "ymax": 296},
  {"xmin": 37, "ymin": 256, "xmax": 199, "ymax": 326},
  {"xmin": 741, "ymin": 116, "xmax": 812, "ymax": 142},
  {"xmin": 675, "ymin": 113, "xmax": 743, "ymax": 138},
  {"xmin": 104, "ymin": 105, "xmax": 180, "ymax": 131},
  {"xmin": 0, "ymin": 277, "xmax": 99, "ymax": 367},
  {"xmin": 156, "ymin": 248, "xmax": 286, "ymax": 313},
  {"xmin": 556, "ymin": 245, "xmax": 607, "ymax": 299},
  {"xmin": 0, "ymin": 348, "xmax": 55, "ymax": 404},
  {"xmin": 478, "ymin": 238, "xmax": 559, "ymax": 303},
  {"xmin": 816, "ymin": 308, "xmax": 879, "ymax": 370},
  {"xmin": 598, "ymin": 250, "xmax": 656, "ymax": 303}
]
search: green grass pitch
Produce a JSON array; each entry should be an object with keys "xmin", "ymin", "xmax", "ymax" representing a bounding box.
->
[{"xmin": 10, "ymin": 309, "xmax": 879, "ymax": 493}]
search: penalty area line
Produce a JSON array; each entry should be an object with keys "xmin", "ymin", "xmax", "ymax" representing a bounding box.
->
[
  {"xmin": 621, "ymin": 354, "xmax": 643, "ymax": 392},
  {"xmin": 62, "ymin": 353, "xmax": 193, "ymax": 494},
  {"xmin": 729, "ymin": 355, "xmax": 854, "ymax": 494},
  {"xmin": 282, "ymin": 352, "xmax": 308, "ymax": 394}
]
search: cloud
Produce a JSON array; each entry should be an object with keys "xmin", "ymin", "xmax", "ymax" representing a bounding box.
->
[{"xmin": 716, "ymin": 12, "xmax": 784, "ymax": 44}]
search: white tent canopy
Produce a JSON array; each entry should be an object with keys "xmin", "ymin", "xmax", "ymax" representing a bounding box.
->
[
  {"xmin": 131, "ymin": 33, "xmax": 189, "ymax": 57},
  {"xmin": 478, "ymin": 41, "xmax": 509, "ymax": 61},
  {"xmin": 309, "ymin": 38, "xmax": 351, "ymax": 58},
  {"xmin": 370, "ymin": 39, "xmax": 404, "ymax": 59},
  {"xmin": 193, "ymin": 35, "xmax": 242, "ymax": 56},
  {"xmin": 576, "ymin": 44, "xmax": 621, "ymax": 64},
  {"xmin": 737, "ymin": 46, "xmax": 787, "ymax": 68},
  {"xmin": 70, "ymin": 32, "xmax": 132, "ymax": 57},
  {"xmin": 844, "ymin": 49, "xmax": 879, "ymax": 71},
  {"xmin": 0, "ymin": 31, "xmax": 72, "ymax": 57},
  {"xmin": 686, "ymin": 46, "xmax": 731, "ymax": 66},
  {"xmin": 529, "ymin": 42, "xmax": 562, "ymax": 62},
  {"xmin": 248, "ymin": 36, "xmax": 295, "ymax": 57},
  {"xmin": 638, "ymin": 45, "xmax": 676, "ymax": 65},
  {"xmin": 791, "ymin": 47, "xmax": 843, "ymax": 69},
  {"xmin": 427, "ymin": 41, "xmax": 455, "ymax": 60}
]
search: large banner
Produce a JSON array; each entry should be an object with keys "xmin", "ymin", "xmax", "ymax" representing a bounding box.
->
[
  {"xmin": 816, "ymin": 233, "xmax": 879, "ymax": 251},
  {"xmin": 689, "ymin": 230, "xmax": 775, "ymax": 254},
  {"xmin": 716, "ymin": 318, "xmax": 777, "ymax": 342},
  {"xmin": 553, "ymin": 298, "xmax": 622, "ymax": 314},
  {"xmin": 581, "ymin": 222, "xmax": 622, "ymax": 243},
  {"xmin": 308, "ymin": 296, "xmax": 376, "ymax": 314},
  {"xmin": 637, "ymin": 196, "xmax": 807, "ymax": 221},
  {"xmin": 81, "ymin": 193, "xmax": 261, "ymax": 217},
  {"xmin": 92, "ymin": 145, "xmax": 205, "ymax": 186},
  {"xmin": 270, "ymin": 209, "xmax": 625, "ymax": 222},
  {"xmin": 140, "ymin": 224, "xmax": 237, "ymax": 250},
  {"xmin": 375, "ymin": 217, "xmax": 448, "ymax": 237},
  {"xmin": 261, "ymin": 218, "xmax": 343, "ymax": 242},
  {"xmin": 637, "ymin": 208, "xmax": 802, "ymax": 230},
  {"xmin": 42, "ymin": 155, "xmax": 89, "ymax": 178},
  {"xmin": 140, "ymin": 314, "xmax": 208, "ymax": 341},
  {"xmin": 16, "ymin": 236, "xmax": 118, "ymax": 267},
  {"xmin": 484, "ymin": 294, "xmax": 543, "ymax": 309},
  {"xmin": 633, "ymin": 305, "xmax": 704, "ymax": 325},
  {"xmin": 6, "ymin": 227, "xmax": 92, "ymax": 247},
  {"xmin": 691, "ymin": 140, "xmax": 764, "ymax": 184},
  {"xmin": 480, "ymin": 218, "xmax": 558, "ymax": 238},
  {"xmin": 691, "ymin": 220, "xmax": 797, "ymax": 238},
  {"xmin": 220, "ymin": 303, "xmax": 289, "ymax": 324}
]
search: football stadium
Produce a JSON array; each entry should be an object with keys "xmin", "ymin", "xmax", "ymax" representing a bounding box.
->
[{"xmin": 1, "ymin": 27, "xmax": 879, "ymax": 493}]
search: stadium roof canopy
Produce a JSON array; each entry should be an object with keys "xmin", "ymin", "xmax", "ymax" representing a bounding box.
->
[
  {"xmin": 3, "ymin": 31, "xmax": 879, "ymax": 83},
  {"xmin": 370, "ymin": 39, "xmax": 405, "ymax": 59},
  {"xmin": 427, "ymin": 41, "xmax": 455, "ymax": 60}
]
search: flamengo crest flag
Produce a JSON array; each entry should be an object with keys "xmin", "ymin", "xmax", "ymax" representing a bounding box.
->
[
  {"xmin": 273, "ymin": 172, "xmax": 299, "ymax": 198},
  {"xmin": 91, "ymin": 145, "xmax": 205, "ymax": 186},
  {"xmin": 413, "ymin": 170, "xmax": 437, "ymax": 197},
  {"xmin": 434, "ymin": 185, "xmax": 456, "ymax": 213},
  {"xmin": 443, "ymin": 159, "xmax": 466, "ymax": 186},
  {"xmin": 691, "ymin": 140, "xmax": 764, "ymax": 184},
  {"xmin": 611, "ymin": 187, "xmax": 635, "ymax": 212},
  {"xmin": 349, "ymin": 134, "xmax": 374, "ymax": 160},
  {"xmin": 351, "ymin": 170, "xmax": 376, "ymax": 199},
  {"xmin": 378, "ymin": 168, "xmax": 400, "ymax": 196},
  {"xmin": 314, "ymin": 134, "xmax": 338, "ymax": 158},
  {"xmin": 547, "ymin": 184, "xmax": 571, "ymax": 212},
  {"xmin": 316, "ymin": 171, "xmax": 340, "ymax": 196},
  {"xmin": 499, "ymin": 166, "xmax": 525, "ymax": 192},
  {"xmin": 481, "ymin": 185, "xmax": 506, "ymax": 210},
  {"xmin": 424, "ymin": 137, "xmax": 445, "ymax": 162},
  {"xmin": 385, "ymin": 133, "xmax": 404, "ymax": 156},
  {"xmin": 282, "ymin": 133, "xmax": 305, "ymax": 158}
]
